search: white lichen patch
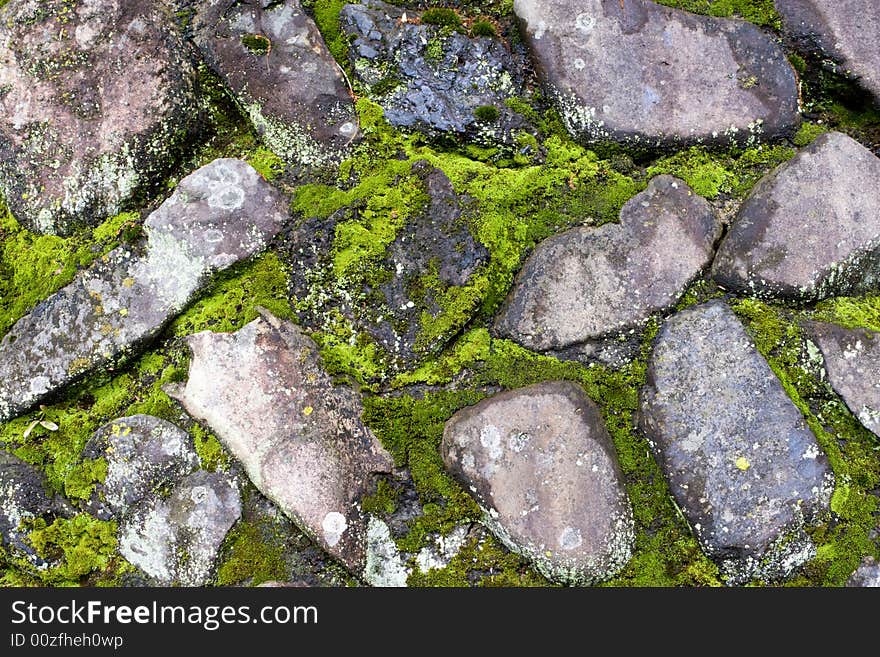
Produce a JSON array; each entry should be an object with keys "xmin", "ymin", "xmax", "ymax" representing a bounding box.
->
[
  {"xmin": 364, "ymin": 517, "xmax": 409, "ymax": 587},
  {"xmin": 321, "ymin": 511, "xmax": 348, "ymax": 548}
]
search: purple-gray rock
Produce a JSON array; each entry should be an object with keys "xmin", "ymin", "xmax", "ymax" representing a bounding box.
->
[
  {"xmin": 119, "ymin": 470, "xmax": 241, "ymax": 586},
  {"xmin": 193, "ymin": 0, "xmax": 358, "ymax": 167},
  {"xmin": 165, "ymin": 308, "xmax": 395, "ymax": 576},
  {"xmin": 340, "ymin": 1, "xmax": 532, "ymax": 147},
  {"xmin": 0, "ymin": 158, "xmax": 287, "ymax": 423},
  {"xmin": 0, "ymin": 451, "xmax": 56, "ymax": 561},
  {"xmin": 639, "ymin": 300, "xmax": 833, "ymax": 583},
  {"xmin": 495, "ymin": 175, "xmax": 720, "ymax": 351},
  {"xmin": 0, "ymin": 0, "xmax": 202, "ymax": 235},
  {"xmin": 776, "ymin": 0, "xmax": 880, "ymax": 104},
  {"xmin": 806, "ymin": 321, "xmax": 880, "ymax": 439},
  {"xmin": 712, "ymin": 132, "xmax": 880, "ymax": 301},
  {"xmin": 513, "ymin": 0, "xmax": 799, "ymax": 148},
  {"xmin": 441, "ymin": 381, "xmax": 634, "ymax": 584},
  {"xmin": 846, "ymin": 557, "xmax": 880, "ymax": 587}
]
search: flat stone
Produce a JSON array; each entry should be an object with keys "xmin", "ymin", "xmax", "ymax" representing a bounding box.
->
[
  {"xmin": 0, "ymin": 0, "xmax": 201, "ymax": 235},
  {"xmin": 638, "ymin": 300, "xmax": 833, "ymax": 583},
  {"xmin": 119, "ymin": 470, "xmax": 241, "ymax": 586},
  {"xmin": 806, "ymin": 321, "xmax": 880, "ymax": 439},
  {"xmin": 0, "ymin": 158, "xmax": 287, "ymax": 423},
  {"xmin": 712, "ymin": 132, "xmax": 880, "ymax": 301},
  {"xmin": 166, "ymin": 308, "xmax": 395, "ymax": 576},
  {"xmin": 846, "ymin": 557, "xmax": 880, "ymax": 587},
  {"xmin": 341, "ymin": 1, "xmax": 531, "ymax": 146},
  {"xmin": 442, "ymin": 380, "xmax": 634, "ymax": 584},
  {"xmin": 495, "ymin": 175, "xmax": 720, "ymax": 351},
  {"xmin": 193, "ymin": 0, "xmax": 358, "ymax": 167},
  {"xmin": 513, "ymin": 0, "xmax": 799, "ymax": 147},
  {"xmin": 776, "ymin": 0, "xmax": 880, "ymax": 104},
  {"xmin": 83, "ymin": 415, "xmax": 199, "ymax": 517},
  {"xmin": 0, "ymin": 451, "xmax": 56, "ymax": 561}
]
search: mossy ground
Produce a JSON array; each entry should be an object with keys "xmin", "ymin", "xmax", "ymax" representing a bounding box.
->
[{"xmin": 1, "ymin": 1, "xmax": 879, "ymax": 587}]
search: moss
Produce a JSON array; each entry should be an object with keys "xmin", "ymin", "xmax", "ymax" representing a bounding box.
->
[
  {"xmin": 471, "ymin": 19, "xmax": 497, "ymax": 38},
  {"xmin": 190, "ymin": 423, "xmax": 230, "ymax": 472},
  {"xmin": 361, "ymin": 479, "xmax": 399, "ymax": 516},
  {"xmin": 474, "ymin": 105, "xmax": 500, "ymax": 122},
  {"xmin": 421, "ymin": 8, "xmax": 463, "ymax": 31},
  {"xmin": 793, "ymin": 122, "xmax": 829, "ymax": 147},
  {"xmin": 652, "ymin": 0, "xmax": 782, "ymax": 28},
  {"xmin": 216, "ymin": 519, "xmax": 288, "ymax": 586},
  {"xmin": 425, "ymin": 35, "xmax": 445, "ymax": 62},
  {"xmin": 306, "ymin": 0, "xmax": 350, "ymax": 66},
  {"xmin": 812, "ymin": 296, "xmax": 880, "ymax": 332},
  {"xmin": 240, "ymin": 33, "xmax": 271, "ymax": 56},
  {"xmin": 247, "ymin": 146, "xmax": 286, "ymax": 180}
]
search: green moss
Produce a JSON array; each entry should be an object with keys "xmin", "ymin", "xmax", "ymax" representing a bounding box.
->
[
  {"xmin": 361, "ymin": 479, "xmax": 399, "ymax": 516},
  {"xmin": 793, "ymin": 122, "xmax": 829, "ymax": 147},
  {"xmin": 191, "ymin": 424, "xmax": 230, "ymax": 472},
  {"xmin": 216, "ymin": 519, "xmax": 288, "ymax": 586},
  {"xmin": 425, "ymin": 35, "xmax": 445, "ymax": 62},
  {"xmin": 306, "ymin": 0, "xmax": 349, "ymax": 66},
  {"xmin": 652, "ymin": 0, "xmax": 781, "ymax": 28},
  {"xmin": 241, "ymin": 33, "xmax": 271, "ymax": 56},
  {"xmin": 421, "ymin": 8, "xmax": 463, "ymax": 30},
  {"xmin": 474, "ymin": 105, "xmax": 500, "ymax": 122},
  {"xmin": 471, "ymin": 19, "xmax": 497, "ymax": 37},
  {"xmin": 812, "ymin": 296, "xmax": 880, "ymax": 332},
  {"xmin": 247, "ymin": 146, "xmax": 286, "ymax": 180}
]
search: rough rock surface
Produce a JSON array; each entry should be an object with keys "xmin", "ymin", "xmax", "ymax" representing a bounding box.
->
[
  {"xmin": 0, "ymin": 451, "xmax": 56, "ymax": 560},
  {"xmin": 513, "ymin": 0, "xmax": 799, "ymax": 147},
  {"xmin": 166, "ymin": 308, "xmax": 395, "ymax": 576},
  {"xmin": 639, "ymin": 300, "xmax": 833, "ymax": 583},
  {"xmin": 0, "ymin": 159, "xmax": 287, "ymax": 423},
  {"xmin": 776, "ymin": 0, "xmax": 880, "ymax": 104},
  {"xmin": 0, "ymin": 0, "xmax": 202, "ymax": 235},
  {"xmin": 442, "ymin": 381, "xmax": 634, "ymax": 584},
  {"xmin": 341, "ymin": 1, "xmax": 531, "ymax": 146},
  {"xmin": 193, "ymin": 0, "xmax": 358, "ymax": 166},
  {"xmin": 288, "ymin": 161, "xmax": 488, "ymax": 370},
  {"xmin": 495, "ymin": 175, "xmax": 720, "ymax": 351},
  {"xmin": 846, "ymin": 557, "xmax": 880, "ymax": 587},
  {"xmin": 713, "ymin": 132, "xmax": 880, "ymax": 301},
  {"xmin": 119, "ymin": 470, "xmax": 241, "ymax": 586},
  {"xmin": 806, "ymin": 321, "xmax": 880, "ymax": 439}
]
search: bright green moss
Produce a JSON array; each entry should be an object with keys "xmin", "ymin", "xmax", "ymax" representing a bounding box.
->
[
  {"xmin": 190, "ymin": 423, "xmax": 230, "ymax": 472},
  {"xmin": 216, "ymin": 519, "xmax": 288, "ymax": 586},
  {"xmin": 471, "ymin": 19, "xmax": 497, "ymax": 38},
  {"xmin": 793, "ymin": 122, "xmax": 829, "ymax": 147},
  {"xmin": 305, "ymin": 0, "xmax": 349, "ymax": 66},
  {"xmin": 361, "ymin": 479, "xmax": 399, "ymax": 516},
  {"xmin": 652, "ymin": 0, "xmax": 782, "ymax": 28},
  {"xmin": 812, "ymin": 296, "xmax": 880, "ymax": 332},
  {"xmin": 421, "ymin": 8, "xmax": 463, "ymax": 30},
  {"xmin": 241, "ymin": 33, "xmax": 271, "ymax": 56},
  {"xmin": 247, "ymin": 146, "xmax": 286, "ymax": 180}
]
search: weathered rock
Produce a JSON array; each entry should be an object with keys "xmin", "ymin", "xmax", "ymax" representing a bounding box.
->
[
  {"xmin": 83, "ymin": 415, "xmax": 200, "ymax": 517},
  {"xmin": 287, "ymin": 161, "xmax": 488, "ymax": 371},
  {"xmin": 341, "ymin": 1, "xmax": 532, "ymax": 147},
  {"xmin": 639, "ymin": 300, "xmax": 833, "ymax": 583},
  {"xmin": 495, "ymin": 175, "xmax": 720, "ymax": 351},
  {"xmin": 442, "ymin": 381, "xmax": 634, "ymax": 584},
  {"xmin": 0, "ymin": 451, "xmax": 55, "ymax": 560},
  {"xmin": 846, "ymin": 557, "xmax": 880, "ymax": 587},
  {"xmin": 776, "ymin": 0, "xmax": 880, "ymax": 104},
  {"xmin": 806, "ymin": 321, "xmax": 880, "ymax": 439},
  {"xmin": 0, "ymin": 0, "xmax": 201, "ymax": 235},
  {"xmin": 119, "ymin": 470, "xmax": 241, "ymax": 586},
  {"xmin": 193, "ymin": 0, "xmax": 358, "ymax": 167},
  {"xmin": 712, "ymin": 132, "xmax": 880, "ymax": 301},
  {"xmin": 0, "ymin": 158, "xmax": 287, "ymax": 423},
  {"xmin": 513, "ymin": 0, "xmax": 799, "ymax": 147},
  {"xmin": 166, "ymin": 309, "xmax": 395, "ymax": 576}
]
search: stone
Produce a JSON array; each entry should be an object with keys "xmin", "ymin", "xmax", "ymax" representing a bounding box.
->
[
  {"xmin": 0, "ymin": 0, "xmax": 202, "ymax": 235},
  {"xmin": 193, "ymin": 0, "xmax": 358, "ymax": 167},
  {"xmin": 638, "ymin": 300, "xmax": 833, "ymax": 583},
  {"xmin": 776, "ymin": 0, "xmax": 880, "ymax": 104},
  {"xmin": 495, "ymin": 175, "xmax": 720, "ymax": 351},
  {"xmin": 805, "ymin": 321, "xmax": 880, "ymax": 439},
  {"xmin": 441, "ymin": 380, "xmax": 634, "ymax": 584},
  {"xmin": 340, "ymin": 1, "xmax": 532, "ymax": 147},
  {"xmin": 846, "ymin": 557, "xmax": 880, "ymax": 587},
  {"xmin": 0, "ymin": 451, "xmax": 56, "ymax": 560},
  {"xmin": 165, "ymin": 308, "xmax": 395, "ymax": 576},
  {"xmin": 83, "ymin": 415, "xmax": 200, "ymax": 517},
  {"xmin": 712, "ymin": 132, "xmax": 880, "ymax": 302},
  {"xmin": 0, "ymin": 158, "xmax": 287, "ymax": 423},
  {"xmin": 119, "ymin": 470, "xmax": 241, "ymax": 586},
  {"xmin": 513, "ymin": 0, "xmax": 799, "ymax": 148}
]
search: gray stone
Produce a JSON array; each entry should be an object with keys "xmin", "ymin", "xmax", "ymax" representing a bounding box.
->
[
  {"xmin": 806, "ymin": 321, "xmax": 880, "ymax": 439},
  {"xmin": 776, "ymin": 0, "xmax": 880, "ymax": 104},
  {"xmin": 638, "ymin": 300, "xmax": 834, "ymax": 583},
  {"xmin": 712, "ymin": 132, "xmax": 880, "ymax": 301},
  {"xmin": 119, "ymin": 470, "xmax": 241, "ymax": 586},
  {"xmin": 83, "ymin": 415, "xmax": 200, "ymax": 517},
  {"xmin": 193, "ymin": 0, "xmax": 358, "ymax": 167},
  {"xmin": 513, "ymin": 0, "xmax": 799, "ymax": 148},
  {"xmin": 0, "ymin": 0, "xmax": 202, "ymax": 235},
  {"xmin": 441, "ymin": 381, "xmax": 634, "ymax": 585},
  {"xmin": 846, "ymin": 557, "xmax": 880, "ymax": 587},
  {"xmin": 495, "ymin": 175, "xmax": 720, "ymax": 351},
  {"xmin": 0, "ymin": 158, "xmax": 287, "ymax": 423},
  {"xmin": 340, "ymin": 1, "xmax": 532, "ymax": 147},
  {"xmin": 166, "ymin": 308, "xmax": 395, "ymax": 576},
  {"xmin": 0, "ymin": 451, "xmax": 55, "ymax": 560}
]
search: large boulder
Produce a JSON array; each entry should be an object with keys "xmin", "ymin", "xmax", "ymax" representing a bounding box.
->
[
  {"xmin": 639, "ymin": 300, "xmax": 834, "ymax": 583},
  {"xmin": 513, "ymin": 0, "xmax": 800, "ymax": 148},
  {"xmin": 442, "ymin": 381, "xmax": 634, "ymax": 584},
  {"xmin": 712, "ymin": 132, "xmax": 880, "ymax": 301},
  {"xmin": 0, "ymin": 0, "xmax": 202, "ymax": 235},
  {"xmin": 193, "ymin": 0, "xmax": 358, "ymax": 167},
  {"xmin": 495, "ymin": 175, "xmax": 720, "ymax": 351},
  {"xmin": 0, "ymin": 159, "xmax": 287, "ymax": 423}
]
